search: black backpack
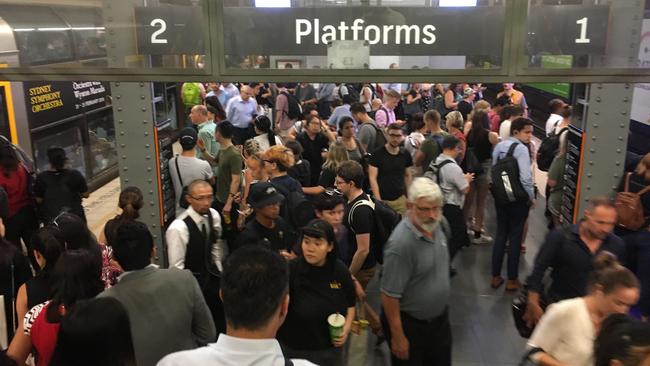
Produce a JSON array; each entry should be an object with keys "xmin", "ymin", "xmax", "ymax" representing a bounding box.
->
[
  {"xmin": 282, "ymin": 91, "xmax": 302, "ymax": 120},
  {"xmin": 339, "ymin": 83, "xmax": 360, "ymax": 103},
  {"xmin": 272, "ymin": 182, "xmax": 315, "ymax": 229},
  {"xmin": 536, "ymin": 127, "xmax": 568, "ymax": 172},
  {"xmin": 348, "ymin": 196, "xmax": 401, "ymax": 264},
  {"xmin": 490, "ymin": 143, "xmax": 530, "ymax": 205}
]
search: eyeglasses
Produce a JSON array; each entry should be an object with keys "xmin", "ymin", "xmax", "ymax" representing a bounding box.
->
[
  {"xmin": 334, "ymin": 179, "xmax": 350, "ymax": 186},
  {"xmin": 189, "ymin": 195, "xmax": 214, "ymax": 202},
  {"xmin": 324, "ymin": 189, "xmax": 342, "ymax": 196}
]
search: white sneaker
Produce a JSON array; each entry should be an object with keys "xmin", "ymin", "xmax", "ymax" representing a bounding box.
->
[{"xmin": 472, "ymin": 233, "xmax": 493, "ymax": 244}]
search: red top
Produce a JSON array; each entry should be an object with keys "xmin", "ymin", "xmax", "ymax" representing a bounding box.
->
[
  {"xmin": 25, "ymin": 302, "xmax": 61, "ymax": 366},
  {"xmin": 489, "ymin": 110, "xmax": 501, "ymax": 132},
  {"xmin": 0, "ymin": 164, "xmax": 30, "ymax": 216}
]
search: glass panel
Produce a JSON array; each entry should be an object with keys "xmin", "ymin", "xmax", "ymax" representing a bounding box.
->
[
  {"xmin": 32, "ymin": 121, "xmax": 87, "ymax": 176},
  {"xmin": 223, "ymin": 0, "xmax": 505, "ymax": 70},
  {"xmin": 54, "ymin": 7, "xmax": 107, "ymax": 61},
  {"xmin": 525, "ymin": 0, "xmax": 649, "ymax": 69},
  {"xmin": 86, "ymin": 109, "xmax": 117, "ymax": 175},
  {"xmin": 0, "ymin": 5, "xmax": 75, "ymax": 66},
  {"xmin": 0, "ymin": 0, "xmax": 209, "ymax": 71}
]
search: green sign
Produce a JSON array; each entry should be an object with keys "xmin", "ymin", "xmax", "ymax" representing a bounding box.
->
[{"xmin": 525, "ymin": 55, "xmax": 572, "ymax": 99}]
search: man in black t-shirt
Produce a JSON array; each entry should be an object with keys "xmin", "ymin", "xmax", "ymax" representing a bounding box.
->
[
  {"xmin": 368, "ymin": 124, "xmax": 413, "ymax": 215},
  {"xmin": 234, "ymin": 182, "xmax": 297, "ymax": 259},
  {"xmin": 335, "ymin": 160, "xmax": 382, "ymax": 337},
  {"xmin": 297, "ymin": 116, "xmax": 334, "ymax": 186}
]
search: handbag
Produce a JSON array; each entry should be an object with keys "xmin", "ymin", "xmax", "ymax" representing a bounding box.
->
[
  {"xmin": 512, "ymin": 286, "xmax": 549, "ymax": 339},
  {"xmin": 461, "ymin": 147, "xmax": 484, "ymax": 175}
]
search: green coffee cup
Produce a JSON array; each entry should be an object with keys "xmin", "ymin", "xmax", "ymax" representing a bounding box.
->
[{"xmin": 328, "ymin": 313, "xmax": 345, "ymax": 343}]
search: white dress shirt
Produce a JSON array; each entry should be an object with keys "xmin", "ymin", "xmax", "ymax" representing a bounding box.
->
[
  {"xmin": 545, "ymin": 113, "xmax": 564, "ymax": 137},
  {"xmin": 157, "ymin": 334, "xmax": 317, "ymax": 366},
  {"xmin": 165, "ymin": 206, "xmax": 225, "ymax": 271}
]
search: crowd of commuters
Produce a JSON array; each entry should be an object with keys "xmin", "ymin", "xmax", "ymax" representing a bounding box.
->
[{"xmin": 1, "ymin": 80, "xmax": 650, "ymax": 366}]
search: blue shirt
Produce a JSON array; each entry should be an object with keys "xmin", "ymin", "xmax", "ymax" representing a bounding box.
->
[
  {"xmin": 316, "ymin": 83, "xmax": 336, "ymax": 102},
  {"xmin": 220, "ymin": 84, "xmax": 240, "ymax": 108},
  {"xmin": 226, "ymin": 96, "xmax": 258, "ymax": 128},
  {"xmin": 328, "ymin": 104, "xmax": 352, "ymax": 128},
  {"xmin": 492, "ymin": 137, "xmax": 534, "ymax": 200}
]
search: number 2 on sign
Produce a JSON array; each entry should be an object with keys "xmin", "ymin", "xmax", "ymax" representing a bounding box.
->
[
  {"xmin": 575, "ymin": 17, "xmax": 590, "ymax": 44},
  {"xmin": 150, "ymin": 18, "xmax": 168, "ymax": 44}
]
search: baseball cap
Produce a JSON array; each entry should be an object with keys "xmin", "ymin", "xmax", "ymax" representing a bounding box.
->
[
  {"xmin": 179, "ymin": 127, "xmax": 198, "ymax": 150},
  {"xmin": 247, "ymin": 182, "xmax": 285, "ymax": 209},
  {"xmin": 463, "ymin": 87, "xmax": 475, "ymax": 98}
]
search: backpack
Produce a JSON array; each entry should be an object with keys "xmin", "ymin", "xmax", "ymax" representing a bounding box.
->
[
  {"xmin": 536, "ymin": 127, "xmax": 568, "ymax": 172},
  {"xmin": 490, "ymin": 142, "xmax": 530, "ymax": 205},
  {"xmin": 339, "ymin": 83, "xmax": 360, "ymax": 103},
  {"xmin": 272, "ymin": 182, "xmax": 315, "ymax": 229},
  {"xmin": 424, "ymin": 159, "xmax": 454, "ymax": 184},
  {"xmin": 182, "ymin": 83, "xmax": 202, "ymax": 108},
  {"xmin": 348, "ymin": 196, "xmax": 401, "ymax": 264},
  {"xmin": 281, "ymin": 91, "xmax": 302, "ymax": 121},
  {"xmin": 616, "ymin": 172, "xmax": 650, "ymax": 231},
  {"xmin": 361, "ymin": 120, "xmax": 387, "ymax": 153},
  {"xmin": 461, "ymin": 147, "xmax": 484, "ymax": 175}
]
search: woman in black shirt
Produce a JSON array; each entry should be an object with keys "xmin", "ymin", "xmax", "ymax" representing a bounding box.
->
[
  {"xmin": 279, "ymin": 219, "xmax": 356, "ymax": 366},
  {"xmin": 33, "ymin": 147, "xmax": 89, "ymax": 223}
]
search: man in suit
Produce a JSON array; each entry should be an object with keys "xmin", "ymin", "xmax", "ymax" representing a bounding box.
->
[{"xmin": 99, "ymin": 221, "xmax": 216, "ymax": 366}]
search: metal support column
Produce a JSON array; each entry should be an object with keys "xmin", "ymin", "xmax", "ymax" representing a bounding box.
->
[
  {"xmin": 576, "ymin": 83, "xmax": 634, "ymax": 216},
  {"xmin": 104, "ymin": 0, "xmax": 166, "ymax": 264}
]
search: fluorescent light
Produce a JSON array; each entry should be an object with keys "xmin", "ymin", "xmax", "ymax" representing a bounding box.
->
[
  {"xmin": 13, "ymin": 28, "xmax": 35, "ymax": 32},
  {"xmin": 439, "ymin": 0, "xmax": 477, "ymax": 7},
  {"xmin": 37, "ymin": 27, "xmax": 70, "ymax": 31},
  {"xmin": 71, "ymin": 27, "xmax": 105, "ymax": 31},
  {"xmin": 255, "ymin": 0, "xmax": 290, "ymax": 7}
]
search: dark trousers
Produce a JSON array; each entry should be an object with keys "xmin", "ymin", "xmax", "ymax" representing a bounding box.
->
[
  {"xmin": 5, "ymin": 205, "xmax": 39, "ymax": 269},
  {"xmin": 382, "ymin": 309, "xmax": 452, "ymax": 366},
  {"xmin": 232, "ymin": 126, "xmax": 253, "ymax": 146},
  {"xmin": 443, "ymin": 204, "xmax": 469, "ymax": 261},
  {"xmin": 491, "ymin": 201, "xmax": 530, "ymax": 280},
  {"xmin": 196, "ymin": 274, "xmax": 226, "ymax": 336},
  {"xmin": 623, "ymin": 231, "xmax": 650, "ymax": 317}
]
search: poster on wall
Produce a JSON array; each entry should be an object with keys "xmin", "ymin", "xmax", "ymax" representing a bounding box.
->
[
  {"xmin": 24, "ymin": 81, "xmax": 111, "ymax": 130},
  {"xmin": 632, "ymin": 19, "xmax": 650, "ymax": 125},
  {"xmin": 560, "ymin": 125, "xmax": 586, "ymax": 224}
]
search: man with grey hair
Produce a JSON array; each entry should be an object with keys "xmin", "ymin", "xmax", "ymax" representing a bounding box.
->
[
  {"xmin": 225, "ymin": 85, "xmax": 258, "ymax": 145},
  {"xmin": 380, "ymin": 177, "xmax": 451, "ymax": 366}
]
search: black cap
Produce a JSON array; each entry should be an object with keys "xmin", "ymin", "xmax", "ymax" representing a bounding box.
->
[
  {"xmin": 179, "ymin": 127, "xmax": 198, "ymax": 150},
  {"xmin": 247, "ymin": 182, "xmax": 285, "ymax": 209}
]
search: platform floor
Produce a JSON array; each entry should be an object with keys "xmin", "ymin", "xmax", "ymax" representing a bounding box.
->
[{"xmin": 83, "ymin": 166, "xmax": 550, "ymax": 365}]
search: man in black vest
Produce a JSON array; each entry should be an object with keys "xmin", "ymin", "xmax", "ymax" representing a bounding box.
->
[{"xmin": 166, "ymin": 179, "xmax": 228, "ymax": 332}]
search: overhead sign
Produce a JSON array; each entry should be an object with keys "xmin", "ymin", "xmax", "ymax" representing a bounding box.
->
[
  {"xmin": 222, "ymin": 7, "xmax": 506, "ymax": 57},
  {"xmin": 527, "ymin": 5, "xmax": 610, "ymax": 56},
  {"xmin": 134, "ymin": 5, "xmax": 206, "ymax": 56}
]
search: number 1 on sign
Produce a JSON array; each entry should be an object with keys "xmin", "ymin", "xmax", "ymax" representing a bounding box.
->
[{"xmin": 575, "ymin": 17, "xmax": 590, "ymax": 44}]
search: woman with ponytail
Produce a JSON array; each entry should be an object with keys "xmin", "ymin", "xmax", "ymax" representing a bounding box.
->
[
  {"xmin": 98, "ymin": 187, "xmax": 143, "ymax": 287},
  {"xmin": 100, "ymin": 187, "xmax": 144, "ymax": 247},
  {"xmin": 525, "ymin": 252, "xmax": 640, "ymax": 366},
  {"xmin": 253, "ymin": 115, "xmax": 283, "ymax": 152}
]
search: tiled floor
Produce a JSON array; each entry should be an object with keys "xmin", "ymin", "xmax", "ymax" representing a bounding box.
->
[{"xmin": 362, "ymin": 194, "xmax": 548, "ymax": 365}]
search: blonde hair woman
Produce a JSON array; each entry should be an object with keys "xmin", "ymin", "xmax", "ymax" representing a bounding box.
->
[
  {"xmin": 445, "ymin": 111, "xmax": 466, "ymax": 161},
  {"xmin": 303, "ymin": 141, "xmax": 349, "ymax": 196}
]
